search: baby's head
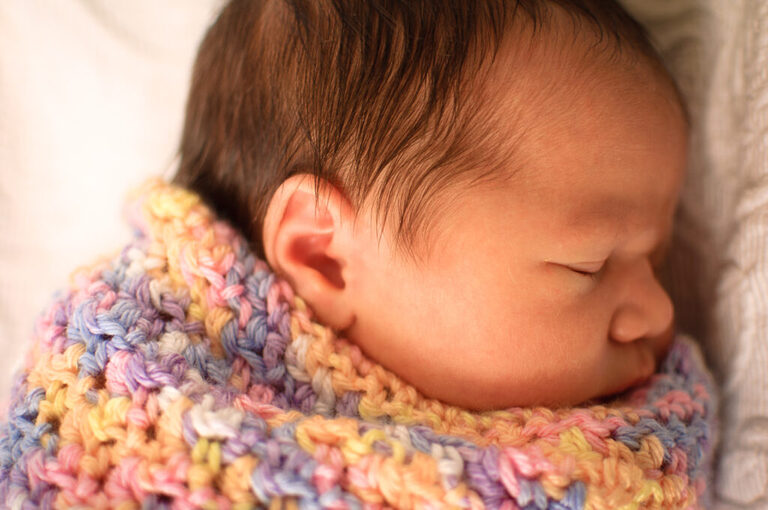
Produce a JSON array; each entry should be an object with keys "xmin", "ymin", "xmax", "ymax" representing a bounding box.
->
[{"xmin": 174, "ymin": 0, "xmax": 687, "ymax": 410}]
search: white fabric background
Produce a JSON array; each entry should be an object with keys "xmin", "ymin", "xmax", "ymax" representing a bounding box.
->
[
  {"xmin": 2, "ymin": 1, "xmax": 768, "ymax": 508},
  {"xmin": 622, "ymin": 1, "xmax": 768, "ymax": 508},
  {"xmin": 0, "ymin": 0, "xmax": 221, "ymax": 405}
]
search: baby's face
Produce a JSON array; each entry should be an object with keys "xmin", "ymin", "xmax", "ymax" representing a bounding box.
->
[{"xmin": 341, "ymin": 56, "xmax": 687, "ymax": 409}]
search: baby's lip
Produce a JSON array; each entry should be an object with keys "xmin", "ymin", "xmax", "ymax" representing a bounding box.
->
[
  {"xmin": 649, "ymin": 322, "xmax": 676, "ymax": 364},
  {"xmin": 627, "ymin": 368, "xmax": 654, "ymax": 389},
  {"xmin": 598, "ymin": 331, "xmax": 673, "ymax": 403},
  {"xmin": 621, "ymin": 335, "xmax": 673, "ymax": 394},
  {"xmin": 594, "ymin": 369, "xmax": 653, "ymax": 405},
  {"xmin": 603, "ymin": 344, "xmax": 657, "ymax": 399},
  {"xmin": 620, "ymin": 367, "xmax": 654, "ymax": 394}
]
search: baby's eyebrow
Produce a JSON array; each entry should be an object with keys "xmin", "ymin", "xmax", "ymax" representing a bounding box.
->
[
  {"xmin": 564, "ymin": 198, "xmax": 674, "ymax": 254},
  {"xmin": 563, "ymin": 198, "xmax": 630, "ymax": 236}
]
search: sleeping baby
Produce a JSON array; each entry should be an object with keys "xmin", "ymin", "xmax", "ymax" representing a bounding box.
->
[{"xmin": 0, "ymin": 0, "xmax": 718, "ymax": 508}]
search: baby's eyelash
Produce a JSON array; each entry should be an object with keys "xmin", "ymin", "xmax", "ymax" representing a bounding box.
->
[
  {"xmin": 570, "ymin": 268, "xmax": 600, "ymax": 280},
  {"xmin": 549, "ymin": 261, "xmax": 605, "ymax": 281}
]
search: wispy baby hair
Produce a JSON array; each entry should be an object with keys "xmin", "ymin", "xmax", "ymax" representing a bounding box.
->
[{"xmin": 173, "ymin": 0, "xmax": 669, "ymax": 262}]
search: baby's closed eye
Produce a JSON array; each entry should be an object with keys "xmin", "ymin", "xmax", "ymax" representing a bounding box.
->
[
  {"xmin": 544, "ymin": 260, "xmax": 607, "ymax": 281},
  {"xmin": 567, "ymin": 261, "xmax": 606, "ymax": 276}
]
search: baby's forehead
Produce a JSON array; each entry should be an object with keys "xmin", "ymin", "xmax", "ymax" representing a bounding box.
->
[
  {"xmin": 484, "ymin": 22, "xmax": 671, "ymax": 104},
  {"xmin": 466, "ymin": 71, "xmax": 685, "ymax": 238}
]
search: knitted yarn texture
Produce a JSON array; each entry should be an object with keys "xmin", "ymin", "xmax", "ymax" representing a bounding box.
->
[{"xmin": 0, "ymin": 177, "xmax": 718, "ymax": 509}]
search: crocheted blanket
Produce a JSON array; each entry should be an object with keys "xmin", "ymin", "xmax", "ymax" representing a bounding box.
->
[{"xmin": 0, "ymin": 177, "xmax": 719, "ymax": 509}]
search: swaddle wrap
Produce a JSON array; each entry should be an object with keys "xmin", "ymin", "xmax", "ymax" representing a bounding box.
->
[{"xmin": 0, "ymin": 178, "xmax": 718, "ymax": 509}]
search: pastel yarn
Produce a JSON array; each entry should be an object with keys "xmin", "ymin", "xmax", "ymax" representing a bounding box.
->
[{"xmin": 0, "ymin": 177, "xmax": 718, "ymax": 509}]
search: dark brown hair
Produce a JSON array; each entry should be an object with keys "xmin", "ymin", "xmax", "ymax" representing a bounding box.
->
[{"xmin": 173, "ymin": 0, "xmax": 671, "ymax": 262}]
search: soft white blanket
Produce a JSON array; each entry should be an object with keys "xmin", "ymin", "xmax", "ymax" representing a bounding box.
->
[
  {"xmin": 623, "ymin": 1, "xmax": 768, "ymax": 508},
  {"xmin": 0, "ymin": 0, "xmax": 220, "ymax": 405}
]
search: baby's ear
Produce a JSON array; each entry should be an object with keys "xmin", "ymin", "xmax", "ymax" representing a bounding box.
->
[{"xmin": 262, "ymin": 174, "xmax": 356, "ymax": 331}]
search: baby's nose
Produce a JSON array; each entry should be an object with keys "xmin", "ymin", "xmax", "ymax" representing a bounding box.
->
[{"xmin": 609, "ymin": 259, "xmax": 674, "ymax": 343}]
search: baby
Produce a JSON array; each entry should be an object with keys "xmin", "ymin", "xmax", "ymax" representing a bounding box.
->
[
  {"xmin": 175, "ymin": 0, "xmax": 687, "ymax": 410},
  {"xmin": 0, "ymin": 1, "xmax": 718, "ymax": 508}
]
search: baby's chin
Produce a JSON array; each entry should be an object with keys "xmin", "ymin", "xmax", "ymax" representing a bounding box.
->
[
  {"xmin": 431, "ymin": 349, "xmax": 660, "ymax": 412},
  {"xmin": 433, "ymin": 376, "xmax": 646, "ymax": 412},
  {"xmin": 579, "ymin": 342, "xmax": 671, "ymax": 407},
  {"xmin": 506, "ymin": 376, "xmax": 655, "ymax": 411},
  {"xmin": 586, "ymin": 372, "xmax": 656, "ymax": 407}
]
